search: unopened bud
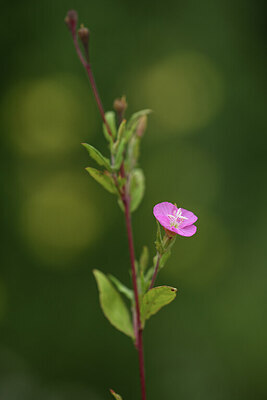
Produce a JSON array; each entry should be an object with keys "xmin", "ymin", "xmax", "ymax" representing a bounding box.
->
[
  {"xmin": 65, "ymin": 10, "xmax": 78, "ymax": 33},
  {"xmin": 78, "ymin": 25, "xmax": 90, "ymax": 60},
  {"xmin": 136, "ymin": 115, "xmax": 147, "ymax": 137},
  {"xmin": 113, "ymin": 96, "xmax": 128, "ymax": 115},
  {"xmin": 78, "ymin": 25, "xmax": 89, "ymax": 43}
]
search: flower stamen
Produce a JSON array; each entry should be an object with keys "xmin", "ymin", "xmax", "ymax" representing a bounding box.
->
[{"xmin": 167, "ymin": 208, "xmax": 188, "ymax": 228}]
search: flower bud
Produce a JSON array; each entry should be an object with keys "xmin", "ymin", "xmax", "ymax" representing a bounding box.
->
[
  {"xmin": 113, "ymin": 96, "xmax": 128, "ymax": 115},
  {"xmin": 65, "ymin": 10, "xmax": 78, "ymax": 33},
  {"xmin": 78, "ymin": 25, "xmax": 90, "ymax": 61},
  {"xmin": 136, "ymin": 115, "xmax": 147, "ymax": 137},
  {"xmin": 78, "ymin": 25, "xmax": 89, "ymax": 44}
]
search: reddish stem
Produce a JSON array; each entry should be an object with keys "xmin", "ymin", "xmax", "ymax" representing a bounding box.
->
[
  {"xmin": 70, "ymin": 27, "xmax": 114, "ymax": 139},
  {"xmin": 67, "ymin": 19, "xmax": 147, "ymax": 399},
  {"xmin": 123, "ymin": 195, "xmax": 146, "ymax": 400}
]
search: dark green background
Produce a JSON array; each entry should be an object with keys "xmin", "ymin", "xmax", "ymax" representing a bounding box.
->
[{"xmin": 1, "ymin": 0, "xmax": 266, "ymax": 399}]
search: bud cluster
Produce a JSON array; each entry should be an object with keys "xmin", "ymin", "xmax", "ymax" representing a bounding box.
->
[{"xmin": 65, "ymin": 10, "xmax": 90, "ymax": 62}]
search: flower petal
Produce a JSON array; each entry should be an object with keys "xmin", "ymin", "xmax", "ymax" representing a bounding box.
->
[
  {"xmin": 153, "ymin": 202, "xmax": 178, "ymax": 230},
  {"xmin": 153, "ymin": 202, "xmax": 198, "ymax": 235},
  {"xmin": 176, "ymin": 224, "xmax": 197, "ymax": 237},
  {"xmin": 153, "ymin": 202, "xmax": 177, "ymax": 219},
  {"xmin": 179, "ymin": 208, "xmax": 198, "ymax": 227},
  {"xmin": 155, "ymin": 215, "xmax": 171, "ymax": 230}
]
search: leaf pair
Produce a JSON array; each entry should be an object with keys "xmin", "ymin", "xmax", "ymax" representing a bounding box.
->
[
  {"xmin": 82, "ymin": 142, "xmax": 118, "ymax": 195},
  {"xmin": 83, "ymin": 109, "xmax": 151, "ymax": 213},
  {"xmin": 93, "ymin": 269, "xmax": 177, "ymax": 339}
]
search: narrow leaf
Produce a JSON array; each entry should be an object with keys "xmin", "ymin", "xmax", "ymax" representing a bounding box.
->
[
  {"xmin": 141, "ymin": 286, "xmax": 177, "ymax": 327},
  {"xmin": 127, "ymin": 135, "xmax": 141, "ymax": 170},
  {"xmin": 128, "ymin": 109, "xmax": 152, "ymax": 129},
  {"xmin": 124, "ymin": 110, "xmax": 151, "ymax": 143},
  {"xmin": 113, "ymin": 138, "xmax": 127, "ymax": 170},
  {"xmin": 82, "ymin": 143, "xmax": 111, "ymax": 170},
  {"xmin": 110, "ymin": 389, "xmax": 123, "ymax": 400},
  {"xmin": 130, "ymin": 168, "xmax": 145, "ymax": 212},
  {"xmin": 132, "ymin": 136, "xmax": 141, "ymax": 162},
  {"xmin": 103, "ymin": 111, "xmax": 117, "ymax": 139},
  {"xmin": 103, "ymin": 125, "xmax": 113, "ymax": 147},
  {"xmin": 85, "ymin": 167, "xmax": 117, "ymax": 194},
  {"xmin": 93, "ymin": 270, "xmax": 134, "ymax": 338},
  {"xmin": 117, "ymin": 119, "xmax": 127, "ymax": 142},
  {"xmin": 108, "ymin": 274, "xmax": 134, "ymax": 301},
  {"xmin": 155, "ymin": 220, "xmax": 163, "ymax": 253}
]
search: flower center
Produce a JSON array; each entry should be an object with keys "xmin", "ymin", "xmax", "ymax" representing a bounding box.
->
[{"xmin": 168, "ymin": 208, "xmax": 188, "ymax": 228}]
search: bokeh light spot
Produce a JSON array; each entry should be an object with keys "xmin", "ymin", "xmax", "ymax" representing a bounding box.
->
[
  {"xmin": 133, "ymin": 51, "xmax": 224, "ymax": 134},
  {"xmin": 20, "ymin": 172, "xmax": 103, "ymax": 267},
  {"xmin": 2, "ymin": 75, "xmax": 97, "ymax": 156}
]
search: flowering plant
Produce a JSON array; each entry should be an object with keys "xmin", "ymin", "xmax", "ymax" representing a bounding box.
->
[{"xmin": 65, "ymin": 10, "xmax": 198, "ymax": 400}]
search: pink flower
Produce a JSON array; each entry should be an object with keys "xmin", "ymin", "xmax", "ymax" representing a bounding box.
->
[{"xmin": 153, "ymin": 202, "xmax": 197, "ymax": 237}]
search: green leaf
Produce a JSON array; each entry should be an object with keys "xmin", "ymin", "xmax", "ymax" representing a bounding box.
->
[
  {"xmin": 82, "ymin": 143, "xmax": 111, "ymax": 171},
  {"xmin": 127, "ymin": 135, "xmax": 141, "ymax": 170},
  {"xmin": 112, "ymin": 138, "xmax": 127, "ymax": 170},
  {"xmin": 93, "ymin": 270, "xmax": 134, "ymax": 338},
  {"xmin": 140, "ymin": 286, "xmax": 177, "ymax": 327},
  {"xmin": 122, "ymin": 110, "xmax": 151, "ymax": 143},
  {"xmin": 139, "ymin": 246, "xmax": 149, "ymax": 273},
  {"xmin": 85, "ymin": 167, "xmax": 117, "ymax": 194},
  {"xmin": 130, "ymin": 168, "xmax": 145, "ymax": 212},
  {"xmin": 132, "ymin": 136, "xmax": 141, "ymax": 162},
  {"xmin": 108, "ymin": 274, "xmax": 134, "ymax": 301},
  {"xmin": 117, "ymin": 119, "xmax": 127, "ymax": 142},
  {"xmin": 155, "ymin": 220, "xmax": 163, "ymax": 253},
  {"xmin": 110, "ymin": 389, "xmax": 123, "ymax": 400},
  {"xmin": 128, "ymin": 109, "xmax": 152, "ymax": 129},
  {"xmin": 103, "ymin": 111, "xmax": 117, "ymax": 140}
]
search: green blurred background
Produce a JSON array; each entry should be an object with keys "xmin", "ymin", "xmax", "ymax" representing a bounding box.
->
[{"xmin": 1, "ymin": 0, "xmax": 266, "ymax": 399}]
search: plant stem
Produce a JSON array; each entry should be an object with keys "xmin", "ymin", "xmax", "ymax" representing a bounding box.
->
[
  {"xmin": 70, "ymin": 28, "xmax": 114, "ymax": 139},
  {"xmin": 123, "ymin": 195, "xmax": 146, "ymax": 400},
  {"xmin": 149, "ymin": 252, "xmax": 161, "ymax": 289},
  {"xmin": 68, "ymin": 22, "xmax": 147, "ymax": 400}
]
